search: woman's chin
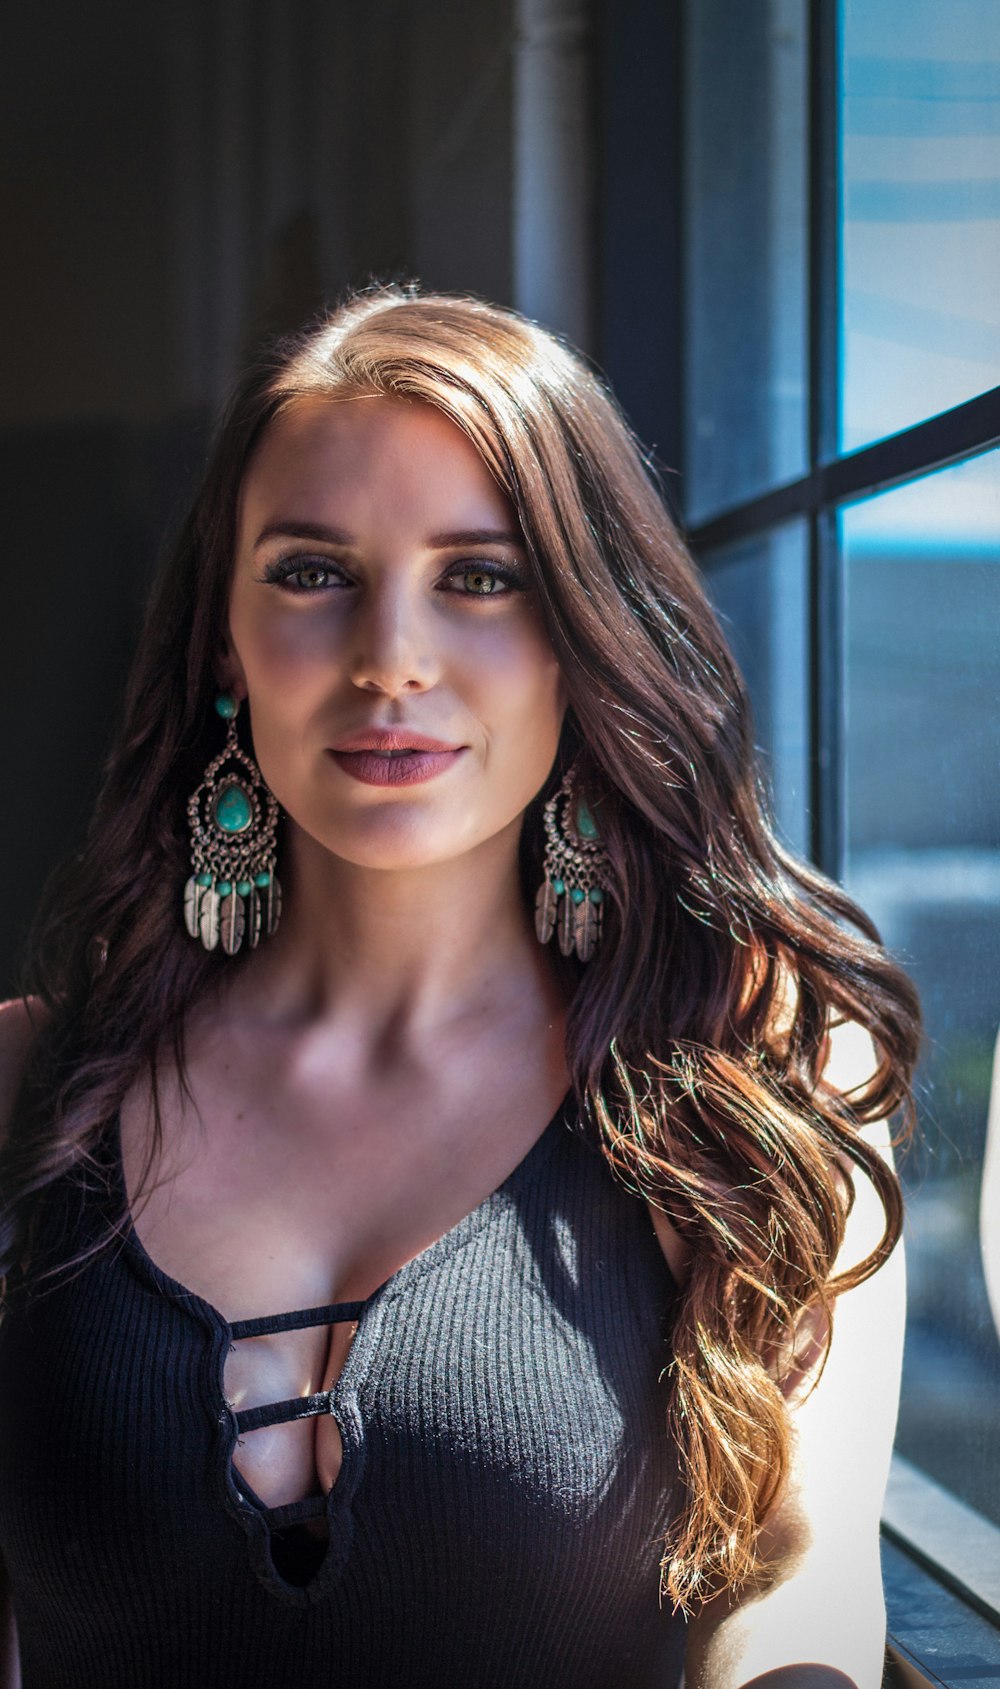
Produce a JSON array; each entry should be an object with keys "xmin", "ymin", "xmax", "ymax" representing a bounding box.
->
[{"xmin": 287, "ymin": 810, "xmax": 493, "ymax": 878}]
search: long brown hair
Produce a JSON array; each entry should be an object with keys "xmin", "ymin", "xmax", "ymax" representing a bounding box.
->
[{"xmin": 1, "ymin": 285, "xmax": 920, "ymax": 1612}]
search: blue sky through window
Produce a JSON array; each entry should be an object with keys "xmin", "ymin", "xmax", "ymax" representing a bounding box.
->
[{"xmin": 841, "ymin": 0, "xmax": 1000, "ymax": 449}]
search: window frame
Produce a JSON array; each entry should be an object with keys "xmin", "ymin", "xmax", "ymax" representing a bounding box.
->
[
  {"xmin": 684, "ymin": 0, "xmax": 1000, "ymax": 1665},
  {"xmin": 687, "ymin": 0, "xmax": 1000, "ymax": 878},
  {"xmin": 596, "ymin": 0, "xmax": 1000, "ymax": 1674}
]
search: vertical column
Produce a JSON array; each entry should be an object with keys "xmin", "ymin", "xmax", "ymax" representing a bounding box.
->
[
  {"xmin": 208, "ymin": 0, "xmax": 253, "ymax": 401},
  {"xmin": 305, "ymin": 0, "xmax": 351, "ymax": 290},
  {"xmin": 160, "ymin": 0, "xmax": 254, "ymax": 407},
  {"xmin": 161, "ymin": 0, "xmax": 213, "ymax": 410},
  {"xmin": 512, "ymin": 0, "xmax": 595, "ymax": 350}
]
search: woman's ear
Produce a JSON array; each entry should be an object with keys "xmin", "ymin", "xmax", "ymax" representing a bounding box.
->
[{"xmin": 214, "ymin": 628, "xmax": 247, "ymax": 701}]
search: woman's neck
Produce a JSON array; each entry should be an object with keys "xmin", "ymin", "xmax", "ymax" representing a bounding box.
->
[{"xmin": 215, "ymin": 817, "xmax": 564, "ymax": 1065}]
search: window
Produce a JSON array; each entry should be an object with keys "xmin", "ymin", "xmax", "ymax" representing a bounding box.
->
[
  {"xmin": 683, "ymin": 0, "xmax": 809, "ymax": 523},
  {"xmin": 680, "ymin": 0, "xmax": 1000, "ymax": 1670},
  {"xmin": 842, "ymin": 452, "xmax": 1000, "ymax": 1530},
  {"xmin": 701, "ymin": 520, "xmax": 810, "ymax": 858},
  {"xmin": 840, "ymin": 0, "xmax": 1000, "ymax": 450}
]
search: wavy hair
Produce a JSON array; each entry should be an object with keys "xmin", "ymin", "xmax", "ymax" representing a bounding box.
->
[{"xmin": 1, "ymin": 286, "xmax": 920, "ymax": 1612}]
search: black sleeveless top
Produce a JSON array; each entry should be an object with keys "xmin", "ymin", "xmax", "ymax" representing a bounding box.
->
[{"xmin": 0, "ymin": 1101, "xmax": 687, "ymax": 1688}]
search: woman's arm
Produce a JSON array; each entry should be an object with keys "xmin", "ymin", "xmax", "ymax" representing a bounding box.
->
[
  {"xmin": 0, "ymin": 996, "xmax": 44, "ymax": 1689},
  {"xmin": 679, "ymin": 1021, "xmax": 906, "ymax": 1689}
]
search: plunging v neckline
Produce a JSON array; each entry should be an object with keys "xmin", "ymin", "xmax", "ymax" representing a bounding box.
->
[
  {"xmin": 108, "ymin": 1092, "xmax": 573, "ymax": 1603},
  {"xmin": 111, "ymin": 1092, "xmax": 572, "ymax": 1338}
]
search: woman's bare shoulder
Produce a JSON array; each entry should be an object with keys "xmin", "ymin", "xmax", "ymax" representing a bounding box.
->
[
  {"xmin": 0, "ymin": 997, "xmax": 48, "ymax": 1140},
  {"xmin": 646, "ymin": 1201, "xmax": 691, "ymax": 1288}
]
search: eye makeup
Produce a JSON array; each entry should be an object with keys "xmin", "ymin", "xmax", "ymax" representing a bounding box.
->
[{"xmin": 255, "ymin": 553, "xmax": 532, "ymax": 597}]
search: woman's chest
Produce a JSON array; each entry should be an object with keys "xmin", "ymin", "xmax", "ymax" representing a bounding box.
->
[
  {"xmin": 117, "ymin": 1088, "xmax": 581, "ymax": 1508},
  {"xmin": 0, "ymin": 1134, "xmax": 680, "ymax": 1604}
]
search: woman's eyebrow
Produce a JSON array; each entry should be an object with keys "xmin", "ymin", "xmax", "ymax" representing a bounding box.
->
[
  {"xmin": 253, "ymin": 520, "xmax": 354, "ymax": 548},
  {"xmin": 253, "ymin": 522, "xmax": 525, "ymax": 550},
  {"xmin": 426, "ymin": 527, "xmax": 525, "ymax": 548}
]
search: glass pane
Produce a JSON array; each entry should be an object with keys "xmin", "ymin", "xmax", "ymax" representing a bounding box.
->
[
  {"xmin": 840, "ymin": 0, "xmax": 1000, "ymax": 452},
  {"xmin": 684, "ymin": 0, "xmax": 808, "ymax": 524},
  {"xmin": 841, "ymin": 448, "xmax": 1000, "ymax": 1524},
  {"xmin": 700, "ymin": 520, "xmax": 809, "ymax": 857}
]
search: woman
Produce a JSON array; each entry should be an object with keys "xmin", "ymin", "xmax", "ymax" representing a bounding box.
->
[{"xmin": 0, "ymin": 288, "xmax": 920, "ymax": 1689}]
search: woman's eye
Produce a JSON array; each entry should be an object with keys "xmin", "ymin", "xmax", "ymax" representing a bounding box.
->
[
  {"xmin": 260, "ymin": 558, "xmax": 346, "ymax": 592},
  {"xmin": 445, "ymin": 563, "xmax": 526, "ymax": 597},
  {"xmin": 461, "ymin": 569, "xmax": 503, "ymax": 596},
  {"xmin": 291, "ymin": 565, "xmax": 334, "ymax": 590}
]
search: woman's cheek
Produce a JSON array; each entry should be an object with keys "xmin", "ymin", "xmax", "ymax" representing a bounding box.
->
[
  {"xmin": 454, "ymin": 602, "xmax": 558, "ymax": 679},
  {"xmin": 488, "ymin": 637, "xmax": 564, "ymax": 743},
  {"xmin": 233, "ymin": 596, "xmax": 349, "ymax": 684}
]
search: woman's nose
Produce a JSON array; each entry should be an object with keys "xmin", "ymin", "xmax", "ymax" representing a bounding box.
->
[{"xmin": 347, "ymin": 580, "xmax": 441, "ymax": 697}]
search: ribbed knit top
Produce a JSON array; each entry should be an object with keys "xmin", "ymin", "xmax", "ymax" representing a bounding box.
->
[{"xmin": 0, "ymin": 1100, "xmax": 687, "ymax": 1688}]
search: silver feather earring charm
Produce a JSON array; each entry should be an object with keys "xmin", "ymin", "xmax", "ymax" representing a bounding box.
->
[
  {"xmin": 534, "ymin": 769, "xmax": 611, "ymax": 962},
  {"xmin": 182, "ymin": 694, "xmax": 282, "ymax": 955}
]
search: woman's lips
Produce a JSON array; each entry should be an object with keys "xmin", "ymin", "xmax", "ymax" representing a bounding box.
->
[{"xmin": 327, "ymin": 747, "xmax": 466, "ymax": 787}]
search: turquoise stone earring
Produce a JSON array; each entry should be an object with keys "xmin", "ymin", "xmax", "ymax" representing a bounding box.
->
[
  {"xmin": 534, "ymin": 769, "xmax": 611, "ymax": 962},
  {"xmin": 182, "ymin": 693, "xmax": 282, "ymax": 955}
]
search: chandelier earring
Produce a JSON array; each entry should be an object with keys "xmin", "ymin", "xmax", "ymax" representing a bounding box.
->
[
  {"xmin": 182, "ymin": 693, "xmax": 282, "ymax": 955},
  {"xmin": 534, "ymin": 768, "xmax": 612, "ymax": 962}
]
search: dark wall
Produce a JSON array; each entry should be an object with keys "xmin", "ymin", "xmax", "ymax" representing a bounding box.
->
[
  {"xmin": 594, "ymin": 0, "xmax": 682, "ymax": 496},
  {"xmin": 0, "ymin": 0, "xmax": 518, "ymax": 995}
]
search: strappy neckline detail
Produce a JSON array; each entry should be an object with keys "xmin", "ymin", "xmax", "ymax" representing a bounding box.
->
[
  {"xmin": 103, "ymin": 1091, "xmax": 575, "ymax": 1604},
  {"xmin": 109, "ymin": 1091, "xmax": 572, "ymax": 1333}
]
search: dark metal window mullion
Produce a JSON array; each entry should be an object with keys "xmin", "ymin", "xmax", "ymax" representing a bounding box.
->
[
  {"xmin": 809, "ymin": 507, "xmax": 844, "ymax": 878},
  {"xmin": 809, "ymin": 0, "xmax": 840, "ymax": 471},
  {"xmin": 808, "ymin": 0, "xmax": 842, "ymax": 878},
  {"xmin": 687, "ymin": 389, "xmax": 1000, "ymax": 553}
]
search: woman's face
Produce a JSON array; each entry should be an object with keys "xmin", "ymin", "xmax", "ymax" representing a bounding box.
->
[{"xmin": 224, "ymin": 394, "xmax": 567, "ymax": 873}]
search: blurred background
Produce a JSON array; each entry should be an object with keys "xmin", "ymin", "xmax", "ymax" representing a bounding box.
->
[{"xmin": 1, "ymin": 0, "xmax": 998, "ymax": 1624}]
